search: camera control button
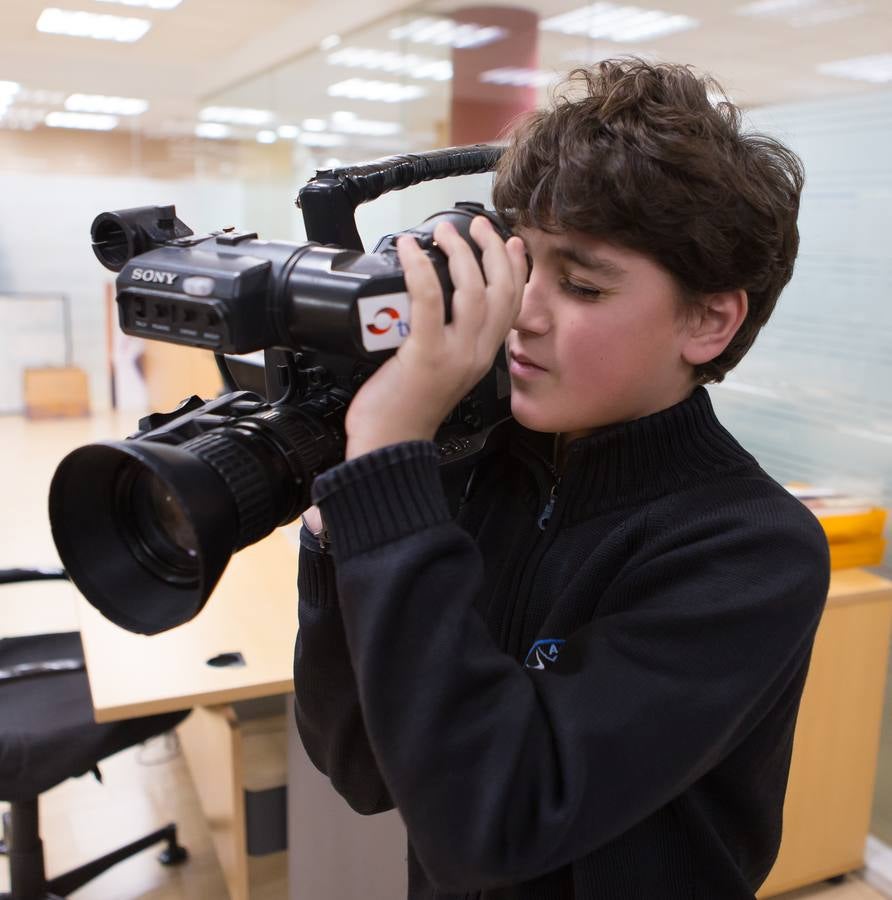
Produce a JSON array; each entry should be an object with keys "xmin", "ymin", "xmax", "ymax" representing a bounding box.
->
[{"xmin": 183, "ymin": 276, "xmax": 215, "ymax": 297}]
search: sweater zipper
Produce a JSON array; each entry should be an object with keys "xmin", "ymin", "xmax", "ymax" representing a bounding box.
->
[
  {"xmin": 537, "ymin": 479, "xmax": 560, "ymax": 530},
  {"xmin": 506, "ymin": 472, "xmax": 564, "ymax": 658}
]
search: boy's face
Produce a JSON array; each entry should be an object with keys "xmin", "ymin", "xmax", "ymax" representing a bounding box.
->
[{"xmin": 506, "ymin": 227, "xmax": 698, "ymax": 440}]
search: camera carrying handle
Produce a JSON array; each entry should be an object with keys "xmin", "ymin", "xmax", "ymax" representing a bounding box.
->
[{"xmin": 296, "ymin": 143, "xmax": 504, "ymax": 252}]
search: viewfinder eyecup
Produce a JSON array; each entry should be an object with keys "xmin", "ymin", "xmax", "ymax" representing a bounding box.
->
[{"xmin": 90, "ymin": 205, "xmax": 193, "ymax": 272}]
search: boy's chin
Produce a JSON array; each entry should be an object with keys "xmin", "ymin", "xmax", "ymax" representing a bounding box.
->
[
  {"xmin": 510, "ymin": 398, "xmax": 610, "ymax": 436},
  {"xmin": 510, "ymin": 399, "xmax": 562, "ymax": 434}
]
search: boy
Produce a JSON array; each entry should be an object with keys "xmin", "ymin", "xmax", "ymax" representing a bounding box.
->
[{"xmin": 294, "ymin": 59, "xmax": 830, "ymax": 899}]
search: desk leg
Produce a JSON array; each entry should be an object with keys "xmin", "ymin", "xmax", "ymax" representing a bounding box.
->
[{"xmin": 286, "ymin": 697, "xmax": 408, "ymax": 899}]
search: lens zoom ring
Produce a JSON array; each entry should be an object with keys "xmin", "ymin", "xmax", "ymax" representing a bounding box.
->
[
  {"xmin": 182, "ymin": 432, "xmax": 272, "ymax": 546},
  {"xmin": 252, "ymin": 408, "xmax": 327, "ymax": 476}
]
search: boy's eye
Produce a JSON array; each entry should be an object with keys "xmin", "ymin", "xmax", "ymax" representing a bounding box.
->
[{"xmin": 560, "ymin": 278, "xmax": 602, "ymax": 300}]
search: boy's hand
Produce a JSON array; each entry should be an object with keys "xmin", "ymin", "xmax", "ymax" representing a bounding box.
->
[
  {"xmin": 343, "ymin": 216, "xmax": 527, "ymax": 461},
  {"xmin": 301, "ymin": 504, "xmax": 324, "ymax": 535}
]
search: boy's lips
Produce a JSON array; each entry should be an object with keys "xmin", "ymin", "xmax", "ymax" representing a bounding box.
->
[{"xmin": 509, "ymin": 350, "xmax": 548, "ymax": 376}]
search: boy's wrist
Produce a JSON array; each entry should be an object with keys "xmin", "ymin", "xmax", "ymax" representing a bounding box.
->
[
  {"xmin": 301, "ymin": 509, "xmax": 330, "ymax": 551},
  {"xmin": 345, "ymin": 422, "xmax": 438, "ymax": 461}
]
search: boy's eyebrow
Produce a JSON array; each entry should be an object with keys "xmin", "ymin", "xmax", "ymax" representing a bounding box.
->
[{"xmin": 554, "ymin": 245, "xmax": 627, "ymax": 279}]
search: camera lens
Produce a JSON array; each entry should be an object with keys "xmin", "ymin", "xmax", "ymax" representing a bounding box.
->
[
  {"xmin": 49, "ymin": 395, "xmax": 348, "ymax": 634},
  {"xmin": 134, "ymin": 469, "xmax": 198, "ymax": 557},
  {"xmin": 114, "ymin": 462, "xmax": 199, "ymax": 585}
]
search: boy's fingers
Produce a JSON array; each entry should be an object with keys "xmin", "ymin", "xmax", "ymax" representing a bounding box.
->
[
  {"xmin": 396, "ymin": 235, "xmax": 445, "ymax": 344},
  {"xmin": 507, "ymin": 236, "xmax": 529, "ymax": 316},
  {"xmin": 433, "ymin": 221, "xmax": 486, "ymax": 331},
  {"xmin": 469, "ymin": 216, "xmax": 517, "ymax": 304},
  {"xmin": 507, "ymin": 235, "xmax": 529, "ymax": 295},
  {"xmin": 476, "ymin": 230, "xmax": 527, "ymax": 349}
]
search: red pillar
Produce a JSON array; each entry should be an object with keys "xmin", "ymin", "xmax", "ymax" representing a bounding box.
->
[{"xmin": 449, "ymin": 6, "xmax": 540, "ymax": 145}]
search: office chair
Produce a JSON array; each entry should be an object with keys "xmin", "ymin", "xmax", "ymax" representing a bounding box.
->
[{"xmin": 0, "ymin": 568, "xmax": 190, "ymax": 900}]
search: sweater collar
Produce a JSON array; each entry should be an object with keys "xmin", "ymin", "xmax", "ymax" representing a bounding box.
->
[{"xmin": 510, "ymin": 387, "xmax": 758, "ymax": 518}]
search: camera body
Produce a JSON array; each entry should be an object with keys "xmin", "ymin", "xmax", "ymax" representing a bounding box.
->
[
  {"xmin": 103, "ymin": 197, "xmax": 510, "ymax": 457},
  {"xmin": 50, "ymin": 145, "xmax": 513, "ymax": 634}
]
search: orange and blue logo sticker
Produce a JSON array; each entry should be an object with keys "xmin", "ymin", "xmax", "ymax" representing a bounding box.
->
[
  {"xmin": 366, "ymin": 306, "xmax": 409, "ymax": 336},
  {"xmin": 358, "ymin": 292, "xmax": 411, "ymax": 351}
]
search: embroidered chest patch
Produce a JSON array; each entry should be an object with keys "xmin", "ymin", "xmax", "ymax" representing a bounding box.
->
[{"xmin": 523, "ymin": 638, "xmax": 566, "ymax": 670}]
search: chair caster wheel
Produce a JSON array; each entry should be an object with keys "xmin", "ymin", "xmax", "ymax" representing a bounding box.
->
[{"xmin": 159, "ymin": 842, "xmax": 189, "ymax": 866}]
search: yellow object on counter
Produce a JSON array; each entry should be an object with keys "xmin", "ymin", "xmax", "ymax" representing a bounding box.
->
[
  {"xmin": 815, "ymin": 507, "xmax": 887, "ymax": 544},
  {"xmin": 785, "ymin": 484, "xmax": 887, "ymax": 570},
  {"xmin": 827, "ymin": 536, "xmax": 886, "ymax": 570}
]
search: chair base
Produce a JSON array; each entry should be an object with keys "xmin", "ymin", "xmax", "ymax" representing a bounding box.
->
[{"xmin": 0, "ymin": 798, "xmax": 187, "ymax": 899}]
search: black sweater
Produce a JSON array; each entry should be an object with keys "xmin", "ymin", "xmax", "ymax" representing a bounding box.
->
[{"xmin": 293, "ymin": 387, "xmax": 830, "ymax": 899}]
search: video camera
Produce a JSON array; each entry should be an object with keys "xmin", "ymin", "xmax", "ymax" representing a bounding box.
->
[{"xmin": 49, "ymin": 144, "xmax": 513, "ymax": 635}]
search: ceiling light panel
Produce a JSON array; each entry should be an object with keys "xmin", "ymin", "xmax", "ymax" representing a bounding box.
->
[
  {"xmin": 94, "ymin": 0, "xmax": 183, "ymax": 8},
  {"xmin": 195, "ymin": 122, "xmax": 231, "ymax": 139},
  {"xmin": 389, "ymin": 17, "xmax": 507, "ymax": 49},
  {"xmin": 327, "ymin": 79, "xmax": 426, "ymax": 103},
  {"xmin": 16, "ymin": 88, "xmax": 66, "ymax": 105},
  {"xmin": 199, "ymin": 106, "xmax": 273, "ymax": 125},
  {"xmin": 480, "ymin": 67, "xmax": 557, "ymax": 88},
  {"xmin": 36, "ymin": 8, "xmax": 151, "ymax": 42},
  {"xmin": 818, "ymin": 53, "xmax": 892, "ymax": 83},
  {"xmin": 790, "ymin": 4, "xmax": 865, "ymax": 26},
  {"xmin": 65, "ymin": 93, "xmax": 148, "ymax": 115},
  {"xmin": 0, "ymin": 107, "xmax": 47, "ymax": 129},
  {"xmin": 328, "ymin": 47, "xmax": 452, "ymax": 82},
  {"xmin": 256, "ymin": 130, "xmax": 277, "ymax": 144},
  {"xmin": 0, "ymin": 81, "xmax": 21, "ymax": 100},
  {"xmin": 330, "ymin": 111, "xmax": 401, "ymax": 135},
  {"xmin": 737, "ymin": 0, "xmax": 825, "ymax": 14},
  {"xmin": 735, "ymin": 0, "xmax": 865, "ymax": 26},
  {"xmin": 45, "ymin": 111, "xmax": 118, "ymax": 130},
  {"xmin": 298, "ymin": 132, "xmax": 347, "ymax": 147},
  {"xmin": 540, "ymin": 3, "xmax": 698, "ymax": 42}
]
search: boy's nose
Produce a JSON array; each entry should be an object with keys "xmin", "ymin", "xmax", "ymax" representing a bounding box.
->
[{"xmin": 513, "ymin": 278, "xmax": 551, "ymax": 335}]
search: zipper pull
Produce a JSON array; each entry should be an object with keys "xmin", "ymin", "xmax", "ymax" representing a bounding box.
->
[{"xmin": 537, "ymin": 483, "xmax": 559, "ymax": 530}]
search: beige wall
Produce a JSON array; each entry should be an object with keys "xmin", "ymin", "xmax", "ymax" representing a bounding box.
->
[{"xmin": 0, "ymin": 127, "xmax": 295, "ymax": 414}]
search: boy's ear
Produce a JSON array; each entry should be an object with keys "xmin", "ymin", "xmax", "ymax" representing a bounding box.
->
[{"xmin": 680, "ymin": 289, "xmax": 748, "ymax": 367}]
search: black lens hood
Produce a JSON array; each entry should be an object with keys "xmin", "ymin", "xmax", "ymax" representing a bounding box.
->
[{"xmin": 49, "ymin": 439, "xmax": 239, "ymax": 635}]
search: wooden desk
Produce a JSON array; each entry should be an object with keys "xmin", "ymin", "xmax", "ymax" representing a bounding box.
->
[
  {"xmin": 76, "ymin": 527, "xmax": 300, "ymax": 900},
  {"xmin": 759, "ymin": 568, "xmax": 892, "ymax": 896},
  {"xmin": 77, "ymin": 528, "xmax": 298, "ymax": 722}
]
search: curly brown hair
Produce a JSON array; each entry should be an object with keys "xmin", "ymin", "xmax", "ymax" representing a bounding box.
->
[{"xmin": 492, "ymin": 59, "xmax": 805, "ymax": 383}]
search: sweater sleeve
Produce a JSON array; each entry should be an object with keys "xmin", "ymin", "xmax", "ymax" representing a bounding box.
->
[
  {"xmin": 311, "ymin": 442, "xmax": 830, "ymax": 892},
  {"xmin": 293, "ymin": 527, "xmax": 394, "ymax": 815}
]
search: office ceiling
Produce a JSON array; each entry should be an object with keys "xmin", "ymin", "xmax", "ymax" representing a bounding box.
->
[{"xmin": 1, "ymin": 0, "xmax": 890, "ymax": 150}]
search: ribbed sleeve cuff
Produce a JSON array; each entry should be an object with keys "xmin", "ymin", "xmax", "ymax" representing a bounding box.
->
[{"xmin": 310, "ymin": 441, "xmax": 451, "ymax": 562}]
